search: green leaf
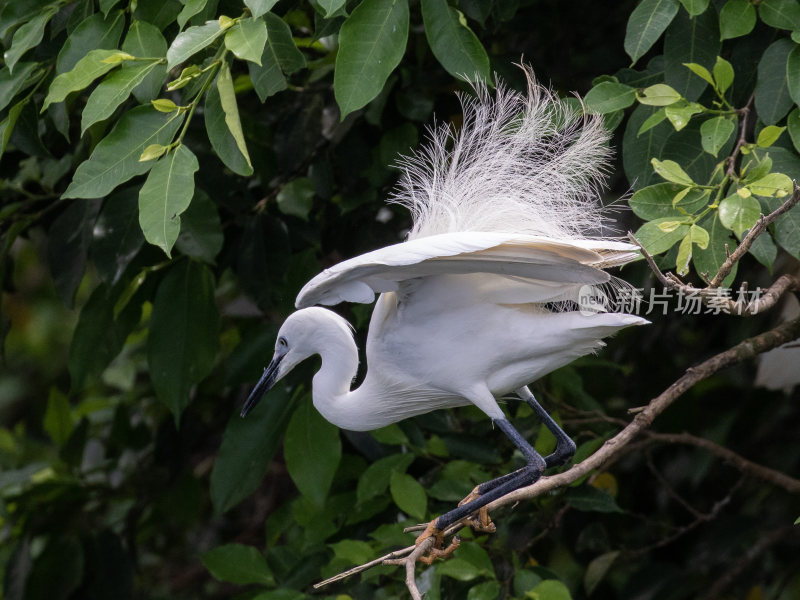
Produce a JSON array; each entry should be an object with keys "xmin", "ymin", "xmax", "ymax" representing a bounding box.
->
[
  {"xmin": 421, "ymin": 0, "xmax": 490, "ymax": 83},
  {"xmin": 584, "ymin": 81, "xmax": 636, "ymax": 114},
  {"xmin": 775, "ymin": 201, "xmax": 800, "ymax": 259},
  {"xmin": 787, "ymin": 45, "xmax": 800, "ymax": 106},
  {"xmin": 167, "ymin": 20, "xmax": 225, "ymax": 68},
  {"xmin": 92, "ymin": 187, "xmax": 145, "ymax": 284},
  {"xmin": 438, "ymin": 558, "xmax": 482, "ymax": 582},
  {"xmin": 3, "ymin": 5, "xmax": 58, "ymax": 73},
  {"xmin": 276, "ymin": 178, "xmax": 315, "ymax": 220},
  {"xmin": 44, "ymin": 389, "xmax": 74, "ymax": 447},
  {"xmin": 787, "ymin": 108, "xmax": 800, "ymax": 153},
  {"xmin": 651, "ymin": 158, "xmax": 695, "ymax": 185},
  {"xmin": 317, "ymin": 0, "xmax": 347, "ymax": 18},
  {"xmin": 284, "ymin": 398, "xmax": 342, "ymax": 507},
  {"xmin": 64, "ymin": 107, "xmax": 184, "ymax": 199},
  {"xmin": 100, "ymin": 0, "xmax": 122, "ymax": 15},
  {"xmin": 356, "ymin": 453, "xmax": 415, "ymax": 504},
  {"xmin": 43, "ymin": 49, "xmax": 123, "ymax": 111},
  {"xmin": 755, "ymin": 39, "xmax": 794, "ymax": 125},
  {"xmin": 225, "ymin": 17, "xmax": 268, "ymax": 65},
  {"xmin": 370, "ymin": 423, "xmax": 409, "ymax": 445},
  {"xmin": 637, "ymin": 108, "xmax": 667, "ymax": 135},
  {"xmin": 0, "ymin": 100, "xmax": 25, "ymax": 161},
  {"xmin": 201, "ymin": 544, "xmax": 274, "ymax": 586},
  {"xmin": 747, "ymin": 172, "xmax": 794, "ymax": 197},
  {"xmin": 623, "ymin": 105, "xmax": 677, "ymax": 189},
  {"xmin": 468, "ymin": 581, "xmax": 502, "ymax": 600},
  {"xmin": 249, "ymin": 13, "xmax": 306, "ymax": 102},
  {"xmin": 527, "ymin": 579, "xmax": 572, "ymax": 600},
  {"xmin": 245, "ymin": 0, "xmax": 279, "ymax": 18},
  {"xmin": 636, "ymin": 83, "xmax": 680, "ymax": 105},
  {"xmin": 46, "ymin": 200, "xmax": 101, "ymax": 307},
  {"xmin": 139, "ymin": 143, "xmax": 169, "ymax": 161},
  {"xmin": 720, "ymin": 0, "xmax": 756, "ymax": 39},
  {"xmin": 178, "ymin": 0, "xmax": 209, "ymax": 29},
  {"xmin": 713, "ymin": 56, "xmax": 734, "ymax": 94},
  {"xmin": 683, "ymin": 62, "xmax": 714, "ymax": 86},
  {"xmin": 664, "ymin": 102, "xmax": 703, "ymax": 131},
  {"xmin": 134, "ymin": 0, "xmax": 183, "ymax": 30},
  {"xmin": 389, "ymin": 470, "xmax": 427, "ymax": 520},
  {"xmin": 584, "ymin": 551, "xmax": 620, "ymax": 596},
  {"xmin": 210, "ymin": 384, "xmax": 295, "ymax": 514},
  {"xmin": 759, "ymin": 0, "xmax": 800, "ymax": 30},
  {"xmin": 204, "ymin": 79, "xmax": 253, "ymax": 175},
  {"xmin": 664, "ymin": 7, "xmax": 720, "ymax": 101},
  {"xmin": 81, "ymin": 61, "xmax": 161, "ymax": 133},
  {"xmin": 700, "ymin": 116, "xmax": 736, "ymax": 157},
  {"xmin": 331, "ymin": 540, "xmax": 375, "ymax": 565},
  {"xmin": 138, "ymin": 145, "xmax": 199, "ymax": 256},
  {"xmin": 335, "ymin": 0, "xmax": 410, "ymax": 118},
  {"xmin": 679, "ymin": 0, "xmax": 709, "ymax": 15},
  {"xmin": 69, "ymin": 283, "xmax": 138, "ymax": 390},
  {"xmin": 719, "ymin": 194, "xmax": 761, "ymax": 236},
  {"xmin": 693, "ymin": 213, "xmax": 737, "ymax": 284},
  {"xmin": 121, "ymin": 20, "xmax": 168, "ymax": 103},
  {"xmin": 0, "ymin": 62, "xmax": 39, "ymax": 113},
  {"xmin": 634, "ymin": 217, "xmax": 690, "ymax": 254},
  {"xmin": 148, "ymin": 260, "xmax": 220, "ymax": 422},
  {"xmin": 744, "ymin": 223, "xmax": 778, "ymax": 269},
  {"xmin": 175, "ymin": 189, "xmax": 223, "ymax": 264},
  {"xmin": 757, "ymin": 125, "xmax": 785, "ymax": 148},
  {"xmin": 152, "ymin": 98, "xmax": 178, "ymax": 112},
  {"xmin": 630, "ymin": 182, "xmax": 708, "ymax": 219},
  {"xmin": 216, "ymin": 63, "xmax": 252, "ymax": 169},
  {"xmin": 689, "ymin": 223, "xmax": 710, "ymax": 249},
  {"xmin": 624, "ymin": 0, "xmax": 680, "ymax": 64},
  {"xmin": 57, "ymin": 10, "xmax": 126, "ymax": 74},
  {"xmin": 567, "ymin": 485, "xmax": 623, "ymax": 513}
]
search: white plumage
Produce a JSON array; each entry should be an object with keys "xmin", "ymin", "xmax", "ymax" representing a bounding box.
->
[{"xmin": 242, "ymin": 68, "xmax": 647, "ymax": 537}]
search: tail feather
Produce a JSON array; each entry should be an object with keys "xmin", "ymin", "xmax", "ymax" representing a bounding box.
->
[{"xmin": 390, "ymin": 66, "xmax": 613, "ymax": 241}]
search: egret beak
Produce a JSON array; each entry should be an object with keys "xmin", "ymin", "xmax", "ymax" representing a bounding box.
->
[{"xmin": 241, "ymin": 354, "xmax": 284, "ymax": 417}]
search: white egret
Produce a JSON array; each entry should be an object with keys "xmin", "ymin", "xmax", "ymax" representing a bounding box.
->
[{"xmin": 242, "ymin": 69, "xmax": 648, "ymax": 556}]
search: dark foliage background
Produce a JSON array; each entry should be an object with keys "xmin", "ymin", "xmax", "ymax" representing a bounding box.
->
[{"xmin": 1, "ymin": 0, "xmax": 799, "ymax": 599}]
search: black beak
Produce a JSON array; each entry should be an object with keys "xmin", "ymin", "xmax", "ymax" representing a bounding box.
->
[{"xmin": 241, "ymin": 354, "xmax": 284, "ymax": 417}]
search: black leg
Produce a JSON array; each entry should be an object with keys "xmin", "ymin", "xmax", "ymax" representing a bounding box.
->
[
  {"xmin": 516, "ymin": 386, "xmax": 576, "ymax": 469},
  {"xmin": 434, "ymin": 418, "xmax": 546, "ymax": 530}
]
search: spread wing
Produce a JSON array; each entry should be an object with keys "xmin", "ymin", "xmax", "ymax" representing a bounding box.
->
[{"xmin": 295, "ymin": 232, "xmax": 638, "ymax": 308}]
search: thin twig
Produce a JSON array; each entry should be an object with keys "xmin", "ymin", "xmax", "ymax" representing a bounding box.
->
[
  {"xmin": 643, "ymin": 431, "xmax": 800, "ymax": 495},
  {"xmin": 726, "ymin": 94, "xmax": 754, "ymax": 178},
  {"xmin": 313, "ymin": 545, "xmax": 416, "ymax": 589},
  {"xmin": 710, "ymin": 183, "xmax": 800, "ymax": 287}
]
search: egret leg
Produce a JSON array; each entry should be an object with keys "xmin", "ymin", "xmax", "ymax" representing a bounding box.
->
[
  {"xmin": 430, "ymin": 418, "xmax": 546, "ymax": 531},
  {"xmin": 516, "ymin": 386, "xmax": 576, "ymax": 468},
  {"xmin": 460, "ymin": 387, "xmax": 576, "ymax": 501}
]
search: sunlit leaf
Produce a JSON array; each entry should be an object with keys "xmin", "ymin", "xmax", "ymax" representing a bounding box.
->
[{"xmin": 624, "ymin": 0, "xmax": 680, "ymax": 64}]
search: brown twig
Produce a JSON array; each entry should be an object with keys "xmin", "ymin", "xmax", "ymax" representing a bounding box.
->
[
  {"xmin": 725, "ymin": 94, "xmax": 754, "ymax": 178},
  {"xmin": 627, "ymin": 187, "xmax": 800, "ymax": 316},
  {"xmin": 709, "ymin": 183, "xmax": 800, "ymax": 287},
  {"xmin": 699, "ymin": 526, "xmax": 794, "ymax": 600},
  {"xmin": 643, "ymin": 431, "xmax": 800, "ymax": 495}
]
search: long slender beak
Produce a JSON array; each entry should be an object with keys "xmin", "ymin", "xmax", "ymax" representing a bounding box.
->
[{"xmin": 241, "ymin": 354, "xmax": 284, "ymax": 417}]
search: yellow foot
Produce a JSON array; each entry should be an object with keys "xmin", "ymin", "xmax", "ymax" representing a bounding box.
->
[
  {"xmin": 415, "ymin": 521, "xmax": 461, "ymax": 565},
  {"xmin": 458, "ymin": 487, "xmax": 497, "ymax": 534}
]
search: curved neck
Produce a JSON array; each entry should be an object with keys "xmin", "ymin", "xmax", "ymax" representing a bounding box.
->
[{"xmin": 311, "ymin": 326, "xmax": 360, "ymax": 426}]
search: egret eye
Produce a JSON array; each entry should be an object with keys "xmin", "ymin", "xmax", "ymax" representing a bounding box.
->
[{"xmin": 278, "ymin": 336, "xmax": 288, "ymax": 348}]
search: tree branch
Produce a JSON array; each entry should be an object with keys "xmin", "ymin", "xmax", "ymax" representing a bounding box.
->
[{"xmin": 627, "ymin": 187, "xmax": 800, "ymax": 316}]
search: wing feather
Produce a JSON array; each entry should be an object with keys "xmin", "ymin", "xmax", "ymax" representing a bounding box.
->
[{"xmin": 296, "ymin": 232, "xmax": 638, "ymax": 308}]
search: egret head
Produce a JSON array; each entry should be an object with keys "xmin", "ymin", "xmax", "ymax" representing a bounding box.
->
[{"xmin": 240, "ymin": 307, "xmax": 352, "ymax": 417}]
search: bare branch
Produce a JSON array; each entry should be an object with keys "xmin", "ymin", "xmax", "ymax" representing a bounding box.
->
[
  {"xmin": 725, "ymin": 94, "xmax": 754, "ymax": 178},
  {"xmin": 709, "ymin": 183, "xmax": 800, "ymax": 287},
  {"xmin": 643, "ymin": 431, "xmax": 800, "ymax": 495}
]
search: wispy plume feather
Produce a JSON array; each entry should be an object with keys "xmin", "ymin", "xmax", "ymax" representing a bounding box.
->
[{"xmin": 390, "ymin": 67, "xmax": 613, "ymax": 241}]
